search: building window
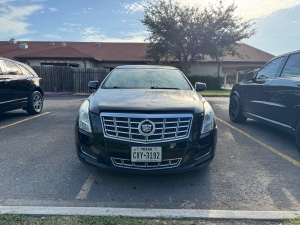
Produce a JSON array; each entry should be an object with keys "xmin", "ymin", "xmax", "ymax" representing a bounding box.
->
[{"xmin": 40, "ymin": 61, "xmax": 79, "ymax": 67}]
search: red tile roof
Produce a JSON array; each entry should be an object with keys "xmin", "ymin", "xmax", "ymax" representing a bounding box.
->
[
  {"xmin": 221, "ymin": 44, "xmax": 275, "ymax": 62},
  {"xmin": 0, "ymin": 41, "xmax": 274, "ymax": 63},
  {"xmin": 15, "ymin": 46, "xmax": 92, "ymax": 58}
]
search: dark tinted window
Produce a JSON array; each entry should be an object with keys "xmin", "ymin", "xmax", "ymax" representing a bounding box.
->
[
  {"xmin": 281, "ymin": 52, "xmax": 300, "ymax": 77},
  {"xmin": 256, "ymin": 57, "xmax": 285, "ymax": 79},
  {"xmin": 0, "ymin": 61, "xmax": 5, "ymax": 75},
  {"xmin": 102, "ymin": 69, "xmax": 191, "ymax": 90},
  {"xmin": 18, "ymin": 64, "xmax": 33, "ymax": 76},
  {"xmin": 4, "ymin": 61, "xmax": 22, "ymax": 75},
  {"xmin": 25, "ymin": 65, "xmax": 37, "ymax": 76}
]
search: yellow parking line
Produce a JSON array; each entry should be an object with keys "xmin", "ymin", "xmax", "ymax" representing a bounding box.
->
[
  {"xmin": 216, "ymin": 117, "xmax": 300, "ymax": 168},
  {"xmin": 0, "ymin": 112, "xmax": 50, "ymax": 130}
]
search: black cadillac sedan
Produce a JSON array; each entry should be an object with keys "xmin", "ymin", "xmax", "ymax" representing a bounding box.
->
[{"xmin": 75, "ymin": 65, "xmax": 217, "ymax": 173}]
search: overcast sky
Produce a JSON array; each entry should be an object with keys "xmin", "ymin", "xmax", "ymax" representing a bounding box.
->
[{"xmin": 0, "ymin": 0, "xmax": 299, "ymax": 55}]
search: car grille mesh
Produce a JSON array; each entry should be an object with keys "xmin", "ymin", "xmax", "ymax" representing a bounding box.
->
[
  {"xmin": 101, "ymin": 113, "xmax": 193, "ymax": 143},
  {"xmin": 111, "ymin": 157, "xmax": 182, "ymax": 170}
]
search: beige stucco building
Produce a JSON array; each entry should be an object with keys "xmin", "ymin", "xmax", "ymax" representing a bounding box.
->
[{"xmin": 0, "ymin": 40, "xmax": 274, "ymax": 86}]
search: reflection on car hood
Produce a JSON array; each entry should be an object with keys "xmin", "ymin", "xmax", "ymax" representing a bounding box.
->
[{"xmin": 89, "ymin": 89, "xmax": 204, "ymax": 114}]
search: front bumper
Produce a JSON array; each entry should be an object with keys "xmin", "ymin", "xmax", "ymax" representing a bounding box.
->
[{"xmin": 75, "ymin": 114, "xmax": 217, "ymax": 173}]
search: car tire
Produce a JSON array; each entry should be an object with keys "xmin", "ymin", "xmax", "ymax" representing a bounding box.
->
[
  {"xmin": 229, "ymin": 95, "xmax": 247, "ymax": 123},
  {"xmin": 295, "ymin": 122, "xmax": 300, "ymax": 153},
  {"xmin": 26, "ymin": 91, "xmax": 43, "ymax": 115}
]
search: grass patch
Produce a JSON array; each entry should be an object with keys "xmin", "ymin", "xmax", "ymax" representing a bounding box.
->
[
  {"xmin": 291, "ymin": 217, "xmax": 300, "ymax": 225},
  {"xmin": 0, "ymin": 215, "xmax": 163, "ymax": 225},
  {"xmin": 0, "ymin": 215, "xmax": 212, "ymax": 225},
  {"xmin": 0, "ymin": 215, "xmax": 296, "ymax": 225},
  {"xmin": 199, "ymin": 90, "xmax": 231, "ymax": 96}
]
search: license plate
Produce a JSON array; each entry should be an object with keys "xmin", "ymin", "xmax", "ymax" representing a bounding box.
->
[{"xmin": 131, "ymin": 147, "xmax": 162, "ymax": 162}]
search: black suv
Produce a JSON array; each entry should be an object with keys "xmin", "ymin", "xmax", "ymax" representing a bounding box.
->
[
  {"xmin": 0, "ymin": 57, "xmax": 44, "ymax": 115},
  {"xmin": 229, "ymin": 49, "xmax": 300, "ymax": 152}
]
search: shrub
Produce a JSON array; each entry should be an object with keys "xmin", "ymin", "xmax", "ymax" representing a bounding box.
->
[{"xmin": 187, "ymin": 75, "xmax": 223, "ymax": 90}]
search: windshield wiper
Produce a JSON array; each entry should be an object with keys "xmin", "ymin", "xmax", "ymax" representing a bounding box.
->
[{"xmin": 150, "ymin": 86, "xmax": 181, "ymax": 90}]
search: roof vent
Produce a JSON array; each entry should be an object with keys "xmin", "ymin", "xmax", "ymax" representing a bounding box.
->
[
  {"xmin": 62, "ymin": 42, "xmax": 66, "ymax": 47},
  {"xmin": 9, "ymin": 38, "xmax": 17, "ymax": 44},
  {"xmin": 96, "ymin": 43, "xmax": 101, "ymax": 46},
  {"xmin": 20, "ymin": 43, "xmax": 28, "ymax": 50}
]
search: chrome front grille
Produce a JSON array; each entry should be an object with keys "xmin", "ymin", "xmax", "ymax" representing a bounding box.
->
[
  {"xmin": 101, "ymin": 113, "xmax": 193, "ymax": 143},
  {"xmin": 111, "ymin": 157, "xmax": 182, "ymax": 170}
]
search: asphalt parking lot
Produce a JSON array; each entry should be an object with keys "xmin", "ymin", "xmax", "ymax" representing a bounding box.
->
[{"xmin": 0, "ymin": 96, "xmax": 299, "ymax": 211}]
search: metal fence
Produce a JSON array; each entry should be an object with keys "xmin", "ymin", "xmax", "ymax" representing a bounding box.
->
[{"xmin": 31, "ymin": 66, "xmax": 110, "ymax": 93}]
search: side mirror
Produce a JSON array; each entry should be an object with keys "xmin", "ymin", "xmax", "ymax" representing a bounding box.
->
[
  {"xmin": 88, "ymin": 81, "xmax": 99, "ymax": 90},
  {"xmin": 246, "ymin": 72, "xmax": 254, "ymax": 80},
  {"xmin": 195, "ymin": 82, "xmax": 206, "ymax": 92}
]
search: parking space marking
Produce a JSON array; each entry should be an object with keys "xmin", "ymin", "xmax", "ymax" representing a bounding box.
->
[
  {"xmin": 0, "ymin": 112, "xmax": 50, "ymax": 130},
  {"xmin": 76, "ymin": 170, "xmax": 99, "ymax": 200},
  {"xmin": 216, "ymin": 117, "xmax": 300, "ymax": 168}
]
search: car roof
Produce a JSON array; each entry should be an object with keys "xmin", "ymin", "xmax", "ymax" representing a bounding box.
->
[
  {"xmin": 0, "ymin": 56, "xmax": 24, "ymax": 64},
  {"xmin": 0, "ymin": 56, "xmax": 38, "ymax": 76},
  {"xmin": 275, "ymin": 49, "xmax": 300, "ymax": 58},
  {"xmin": 260, "ymin": 49, "xmax": 300, "ymax": 67},
  {"xmin": 115, "ymin": 65, "xmax": 178, "ymax": 70}
]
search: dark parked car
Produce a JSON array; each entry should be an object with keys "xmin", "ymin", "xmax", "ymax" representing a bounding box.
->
[
  {"xmin": 75, "ymin": 65, "xmax": 217, "ymax": 173},
  {"xmin": 229, "ymin": 49, "xmax": 300, "ymax": 152},
  {"xmin": 0, "ymin": 57, "xmax": 44, "ymax": 115}
]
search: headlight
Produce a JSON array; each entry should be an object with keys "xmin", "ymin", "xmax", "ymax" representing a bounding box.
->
[
  {"xmin": 79, "ymin": 100, "xmax": 92, "ymax": 133},
  {"xmin": 201, "ymin": 101, "xmax": 215, "ymax": 134}
]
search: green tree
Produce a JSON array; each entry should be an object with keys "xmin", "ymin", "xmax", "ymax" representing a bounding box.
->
[{"xmin": 141, "ymin": 0, "xmax": 255, "ymax": 75}]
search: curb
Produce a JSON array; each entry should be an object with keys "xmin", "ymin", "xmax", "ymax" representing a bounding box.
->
[
  {"xmin": 0, "ymin": 207, "xmax": 299, "ymax": 220},
  {"xmin": 201, "ymin": 95, "xmax": 230, "ymax": 97},
  {"xmin": 44, "ymin": 92, "xmax": 91, "ymax": 97},
  {"xmin": 73, "ymin": 93, "xmax": 91, "ymax": 96},
  {"xmin": 44, "ymin": 92, "xmax": 73, "ymax": 96}
]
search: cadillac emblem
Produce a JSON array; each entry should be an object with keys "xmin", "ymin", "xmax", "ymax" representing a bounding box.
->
[
  {"xmin": 142, "ymin": 124, "xmax": 152, "ymax": 133},
  {"xmin": 138, "ymin": 120, "xmax": 155, "ymax": 136}
]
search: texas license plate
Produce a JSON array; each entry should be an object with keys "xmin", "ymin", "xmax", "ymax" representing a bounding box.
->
[{"xmin": 131, "ymin": 147, "xmax": 162, "ymax": 162}]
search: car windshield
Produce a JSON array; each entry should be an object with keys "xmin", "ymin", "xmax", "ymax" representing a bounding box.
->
[{"xmin": 102, "ymin": 68, "xmax": 192, "ymax": 90}]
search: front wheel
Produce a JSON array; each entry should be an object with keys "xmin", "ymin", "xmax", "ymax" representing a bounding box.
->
[
  {"xmin": 295, "ymin": 122, "xmax": 300, "ymax": 153},
  {"xmin": 229, "ymin": 95, "xmax": 247, "ymax": 123},
  {"xmin": 26, "ymin": 91, "xmax": 43, "ymax": 115}
]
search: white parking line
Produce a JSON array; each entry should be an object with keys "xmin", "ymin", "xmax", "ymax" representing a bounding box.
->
[{"xmin": 76, "ymin": 170, "xmax": 99, "ymax": 200}]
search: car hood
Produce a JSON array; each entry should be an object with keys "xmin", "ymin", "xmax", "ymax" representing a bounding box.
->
[{"xmin": 89, "ymin": 89, "xmax": 204, "ymax": 114}]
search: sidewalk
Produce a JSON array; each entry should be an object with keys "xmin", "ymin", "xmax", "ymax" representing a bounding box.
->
[{"xmin": 44, "ymin": 92, "xmax": 73, "ymax": 96}]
